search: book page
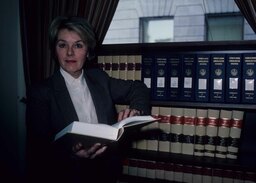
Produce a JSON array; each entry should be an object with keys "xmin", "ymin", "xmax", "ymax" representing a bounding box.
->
[{"xmin": 112, "ymin": 115, "xmax": 157, "ymax": 129}]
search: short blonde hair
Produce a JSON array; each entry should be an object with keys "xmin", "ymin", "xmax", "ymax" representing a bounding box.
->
[{"xmin": 49, "ymin": 16, "xmax": 96, "ymax": 57}]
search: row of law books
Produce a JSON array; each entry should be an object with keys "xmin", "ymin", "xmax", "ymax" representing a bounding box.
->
[
  {"xmin": 97, "ymin": 55, "xmax": 142, "ymax": 81},
  {"xmin": 142, "ymin": 52, "xmax": 256, "ymax": 104},
  {"xmin": 120, "ymin": 158, "xmax": 256, "ymax": 183},
  {"xmin": 116, "ymin": 105, "xmax": 244, "ymax": 160},
  {"xmin": 99, "ymin": 53, "xmax": 256, "ymax": 104}
]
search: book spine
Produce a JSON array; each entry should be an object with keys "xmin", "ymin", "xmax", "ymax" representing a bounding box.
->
[
  {"xmin": 181, "ymin": 108, "xmax": 196, "ymax": 155},
  {"xmin": 158, "ymin": 107, "xmax": 171, "ymax": 152},
  {"xmin": 174, "ymin": 164, "xmax": 183, "ymax": 182},
  {"xmin": 168, "ymin": 55, "xmax": 182, "ymax": 100},
  {"xmin": 195, "ymin": 54, "xmax": 210, "ymax": 102},
  {"xmin": 122, "ymin": 158, "xmax": 129, "ymax": 175},
  {"xmin": 111, "ymin": 55, "xmax": 120, "ymax": 79},
  {"xmin": 227, "ymin": 110, "xmax": 244, "ymax": 159},
  {"xmin": 97, "ymin": 55, "xmax": 105, "ymax": 71},
  {"xmin": 210, "ymin": 54, "xmax": 226, "ymax": 103},
  {"xmin": 181, "ymin": 54, "xmax": 196, "ymax": 101},
  {"xmin": 119, "ymin": 55, "xmax": 128, "ymax": 80},
  {"xmin": 242, "ymin": 53, "xmax": 256, "ymax": 103},
  {"xmin": 104, "ymin": 55, "xmax": 112, "ymax": 77},
  {"xmin": 153, "ymin": 55, "xmax": 168, "ymax": 100},
  {"xmin": 226, "ymin": 54, "xmax": 242, "ymax": 103},
  {"xmin": 146, "ymin": 121, "xmax": 159, "ymax": 151},
  {"xmin": 135, "ymin": 55, "xmax": 142, "ymax": 81},
  {"xmin": 127, "ymin": 55, "xmax": 135, "ymax": 80},
  {"xmin": 222, "ymin": 169, "xmax": 234, "ymax": 183},
  {"xmin": 182, "ymin": 165, "xmax": 193, "ymax": 183},
  {"xmin": 145, "ymin": 160, "xmax": 156, "ymax": 179},
  {"xmin": 204, "ymin": 109, "xmax": 220, "ymax": 157},
  {"xmin": 192, "ymin": 166, "xmax": 203, "ymax": 183},
  {"xmin": 202, "ymin": 167, "xmax": 212, "ymax": 183},
  {"xmin": 155, "ymin": 161, "xmax": 165, "ymax": 180},
  {"xmin": 212, "ymin": 168, "xmax": 223, "ymax": 183},
  {"xmin": 142, "ymin": 54, "xmax": 154, "ymax": 98},
  {"xmin": 194, "ymin": 109, "xmax": 207, "ymax": 156},
  {"xmin": 128, "ymin": 158, "xmax": 138, "ymax": 176},
  {"xmin": 215, "ymin": 110, "xmax": 232, "ymax": 158},
  {"xmin": 164, "ymin": 162, "xmax": 174, "ymax": 182},
  {"xmin": 170, "ymin": 107, "xmax": 184, "ymax": 154},
  {"xmin": 137, "ymin": 159, "xmax": 147, "ymax": 177}
]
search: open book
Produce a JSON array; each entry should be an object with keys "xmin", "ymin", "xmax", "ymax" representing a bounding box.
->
[{"xmin": 54, "ymin": 115, "xmax": 158, "ymax": 150}]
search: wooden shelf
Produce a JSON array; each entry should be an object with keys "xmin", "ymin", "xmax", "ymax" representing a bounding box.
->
[{"xmin": 150, "ymin": 101, "xmax": 256, "ymax": 111}]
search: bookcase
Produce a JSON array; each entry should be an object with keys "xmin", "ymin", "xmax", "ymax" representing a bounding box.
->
[{"xmin": 95, "ymin": 41, "xmax": 256, "ymax": 183}]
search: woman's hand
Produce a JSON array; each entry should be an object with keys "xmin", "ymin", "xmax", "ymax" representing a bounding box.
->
[
  {"xmin": 117, "ymin": 108, "xmax": 141, "ymax": 122},
  {"xmin": 72, "ymin": 143, "xmax": 107, "ymax": 159}
]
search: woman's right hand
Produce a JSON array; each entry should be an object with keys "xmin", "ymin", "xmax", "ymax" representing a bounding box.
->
[{"xmin": 72, "ymin": 142, "xmax": 107, "ymax": 159}]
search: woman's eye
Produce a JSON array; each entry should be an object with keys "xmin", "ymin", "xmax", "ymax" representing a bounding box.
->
[
  {"xmin": 57, "ymin": 43, "xmax": 66, "ymax": 48},
  {"xmin": 74, "ymin": 43, "xmax": 84, "ymax": 48}
]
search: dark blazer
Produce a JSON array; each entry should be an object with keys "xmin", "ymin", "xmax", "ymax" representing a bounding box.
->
[{"xmin": 26, "ymin": 68, "xmax": 151, "ymax": 183}]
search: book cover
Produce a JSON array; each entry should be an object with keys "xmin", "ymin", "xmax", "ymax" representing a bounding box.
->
[
  {"xmin": 181, "ymin": 54, "xmax": 196, "ymax": 101},
  {"xmin": 195, "ymin": 54, "xmax": 210, "ymax": 102},
  {"xmin": 226, "ymin": 54, "xmax": 242, "ymax": 103},
  {"xmin": 153, "ymin": 55, "xmax": 168, "ymax": 100},
  {"xmin": 242, "ymin": 53, "xmax": 256, "ymax": 103},
  {"xmin": 168, "ymin": 54, "xmax": 182, "ymax": 101},
  {"xmin": 210, "ymin": 54, "xmax": 226, "ymax": 103},
  {"xmin": 54, "ymin": 115, "xmax": 158, "ymax": 151}
]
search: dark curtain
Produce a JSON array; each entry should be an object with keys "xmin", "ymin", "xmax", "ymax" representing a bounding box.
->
[
  {"xmin": 19, "ymin": 0, "xmax": 119, "ymax": 89},
  {"xmin": 235, "ymin": 0, "xmax": 256, "ymax": 34}
]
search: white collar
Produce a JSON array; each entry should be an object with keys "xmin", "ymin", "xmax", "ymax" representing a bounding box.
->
[{"xmin": 60, "ymin": 68, "xmax": 84, "ymax": 87}]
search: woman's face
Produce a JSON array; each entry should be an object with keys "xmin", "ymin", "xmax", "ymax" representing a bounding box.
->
[{"xmin": 56, "ymin": 29, "xmax": 88, "ymax": 78}]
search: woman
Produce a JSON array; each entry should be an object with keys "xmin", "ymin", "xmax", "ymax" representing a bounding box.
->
[{"xmin": 26, "ymin": 16, "xmax": 151, "ymax": 183}]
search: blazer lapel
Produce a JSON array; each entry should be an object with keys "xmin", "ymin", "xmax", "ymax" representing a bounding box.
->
[{"xmin": 52, "ymin": 71, "xmax": 78, "ymax": 125}]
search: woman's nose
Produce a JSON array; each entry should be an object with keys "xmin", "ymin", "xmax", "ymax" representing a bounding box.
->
[{"xmin": 67, "ymin": 46, "xmax": 74, "ymax": 56}]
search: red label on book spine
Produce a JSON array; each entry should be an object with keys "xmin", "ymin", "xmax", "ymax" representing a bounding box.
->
[
  {"xmin": 196, "ymin": 117, "xmax": 206, "ymax": 126},
  {"xmin": 184, "ymin": 116, "xmax": 196, "ymax": 125},
  {"xmin": 171, "ymin": 116, "xmax": 184, "ymax": 124},
  {"xmin": 207, "ymin": 117, "xmax": 218, "ymax": 126},
  {"xmin": 159, "ymin": 115, "xmax": 171, "ymax": 123},
  {"xmin": 232, "ymin": 119, "xmax": 242, "ymax": 128},
  {"xmin": 219, "ymin": 118, "xmax": 231, "ymax": 127}
]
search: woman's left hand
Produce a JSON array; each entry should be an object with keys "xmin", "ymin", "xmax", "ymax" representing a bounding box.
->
[{"xmin": 117, "ymin": 108, "xmax": 141, "ymax": 122}]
